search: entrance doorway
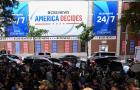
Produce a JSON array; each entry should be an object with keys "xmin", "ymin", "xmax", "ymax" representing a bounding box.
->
[{"xmin": 99, "ymin": 45, "xmax": 108, "ymax": 52}]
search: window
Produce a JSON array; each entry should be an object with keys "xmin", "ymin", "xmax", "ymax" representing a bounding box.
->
[
  {"xmin": 52, "ymin": 40, "xmax": 57, "ymax": 53},
  {"xmin": 23, "ymin": 42, "xmax": 28, "ymax": 53},
  {"xmin": 73, "ymin": 40, "xmax": 78, "ymax": 53},
  {"xmin": 65, "ymin": 41, "xmax": 70, "ymax": 53}
]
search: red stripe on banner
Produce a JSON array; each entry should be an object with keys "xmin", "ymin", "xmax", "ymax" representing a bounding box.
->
[
  {"xmin": 44, "ymin": 41, "xmax": 49, "ymax": 52},
  {"xmin": 23, "ymin": 42, "xmax": 28, "ymax": 53},
  {"xmin": 65, "ymin": 41, "xmax": 70, "ymax": 53},
  {"xmin": 122, "ymin": 40, "xmax": 126, "ymax": 53}
]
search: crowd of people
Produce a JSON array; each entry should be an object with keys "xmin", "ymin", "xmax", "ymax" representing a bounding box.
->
[{"xmin": 0, "ymin": 55, "xmax": 140, "ymax": 90}]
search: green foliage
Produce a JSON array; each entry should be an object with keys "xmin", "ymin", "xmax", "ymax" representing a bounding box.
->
[
  {"xmin": 76, "ymin": 22, "xmax": 94, "ymax": 56},
  {"xmin": 0, "ymin": 0, "xmax": 18, "ymax": 27},
  {"xmin": 120, "ymin": 2, "xmax": 140, "ymax": 33},
  {"xmin": 28, "ymin": 26, "xmax": 47, "ymax": 37},
  {"xmin": 76, "ymin": 22, "xmax": 94, "ymax": 43}
]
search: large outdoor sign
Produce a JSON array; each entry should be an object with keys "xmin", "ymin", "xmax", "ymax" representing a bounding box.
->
[
  {"xmin": 29, "ymin": 1, "xmax": 88, "ymax": 36},
  {"xmin": 93, "ymin": 1, "xmax": 117, "ymax": 37},
  {"xmin": 6, "ymin": 2, "xmax": 28, "ymax": 37}
]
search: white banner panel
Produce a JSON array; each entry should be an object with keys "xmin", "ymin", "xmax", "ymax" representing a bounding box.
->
[
  {"xmin": 29, "ymin": 1, "xmax": 88, "ymax": 36},
  {"xmin": 93, "ymin": 36, "xmax": 116, "ymax": 40}
]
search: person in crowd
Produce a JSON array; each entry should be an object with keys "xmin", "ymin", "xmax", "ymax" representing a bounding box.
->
[
  {"xmin": 66, "ymin": 80, "xmax": 73, "ymax": 90},
  {"xmin": 83, "ymin": 83, "xmax": 94, "ymax": 90},
  {"xmin": 15, "ymin": 82, "xmax": 23, "ymax": 90},
  {"xmin": 0, "ymin": 48, "xmax": 7, "ymax": 54},
  {"xmin": 46, "ymin": 69, "xmax": 53, "ymax": 82},
  {"xmin": 0, "ymin": 81, "xmax": 4, "ymax": 90},
  {"xmin": 126, "ymin": 78, "xmax": 139, "ymax": 90},
  {"xmin": 39, "ymin": 80, "xmax": 48, "ymax": 90},
  {"xmin": 91, "ymin": 79, "xmax": 100, "ymax": 90},
  {"xmin": 0, "ymin": 55, "xmax": 139, "ymax": 90}
]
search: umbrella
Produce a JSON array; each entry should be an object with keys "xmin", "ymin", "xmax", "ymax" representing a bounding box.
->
[
  {"xmin": 95, "ymin": 57, "xmax": 110, "ymax": 66},
  {"xmin": 109, "ymin": 61, "xmax": 123, "ymax": 71},
  {"xmin": 130, "ymin": 63, "xmax": 140, "ymax": 72}
]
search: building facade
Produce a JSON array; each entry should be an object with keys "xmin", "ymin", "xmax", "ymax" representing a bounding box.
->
[{"xmin": 0, "ymin": 0, "xmax": 139, "ymax": 57}]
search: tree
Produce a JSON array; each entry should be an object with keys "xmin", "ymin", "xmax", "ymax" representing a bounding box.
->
[
  {"xmin": 76, "ymin": 22, "xmax": 94, "ymax": 57},
  {"xmin": 0, "ymin": 0, "xmax": 18, "ymax": 33},
  {"xmin": 28, "ymin": 25, "xmax": 48, "ymax": 54},
  {"xmin": 120, "ymin": 1, "xmax": 140, "ymax": 59},
  {"xmin": 120, "ymin": 2, "xmax": 140, "ymax": 33}
]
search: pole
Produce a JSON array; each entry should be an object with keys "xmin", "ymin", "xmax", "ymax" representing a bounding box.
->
[
  {"xmin": 116, "ymin": 1, "xmax": 122, "ymax": 56},
  {"xmin": 33, "ymin": 37, "xmax": 36, "ymax": 55},
  {"xmin": 87, "ymin": 41, "xmax": 89, "ymax": 57},
  {"xmin": 124, "ymin": 24, "xmax": 129, "ymax": 61}
]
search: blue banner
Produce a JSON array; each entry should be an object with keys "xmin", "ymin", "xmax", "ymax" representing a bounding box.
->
[
  {"xmin": 93, "ymin": 1, "xmax": 117, "ymax": 36},
  {"xmin": 73, "ymin": 40, "xmax": 78, "ymax": 53},
  {"xmin": 129, "ymin": 40, "xmax": 135, "ymax": 53},
  {"xmin": 35, "ymin": 41, "xmax": 41, "ymax": 54},
  {"xmin": 52, "ymin": 41, "xmax": 57, "ymax": 53},
  {"xmin": 6, "ymin": 2, "xmax": 28, "ymax": 37},
  {"xmin": 15, "ymin": 42, "xmax": 20, "ymax": 54}
]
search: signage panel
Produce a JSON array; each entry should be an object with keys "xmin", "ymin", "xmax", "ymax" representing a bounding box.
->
[
  {"xmin": 93, "ymin": 1, "xmax": 117, "ymax": 36},
  {"xmin": 44, "ymin": 41, "xmax": 50, "ymax": 52},
  {"xmin": 130, "ymin": 40, "xmax": 135, "ymax": 52},
  {"xmin": 73, "ymin": 40, "xmax": 78, "ymax": 53},
  {"xmin": 65, "ymin": 41, "xmax": 70, "ymax": 53},
  {"xmin": 23, "ymin": 42, "xmax": 28, "ymax": 53},
  {"xmin": 15, "ymin": 42, "xmax": 20, "ymax": 54},
  {"xmin": 35, "ymin": 41, "xmax": 41, "ymax": 54},
  {"xmin": 52, "ymin": 40, "xmax": 57, "ymax": 53},
  {"xmin": 122, "ymin": 40, "xmax": 126, "ymax": 53},
  {"xmin": 6, "ymin": 2, "xmax": 28, "ymax": 37},
  {"xmin": 29, "ymin": 1, "xmax": 88, "ymax": 36}
]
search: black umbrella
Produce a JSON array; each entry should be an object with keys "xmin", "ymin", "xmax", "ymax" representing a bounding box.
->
[
  {"xmin": 130, "ymin": 63, "xmax": 140, "ymax": 72},
  {"xmin": 95, "ymin": 57, "xmax": 110, "ymax": 65},
  {"xmin": 109, "ymin": 61, "xmax": 123, "ymax": 71},
  {"xmin": 23, "ymin": 55, "xmax": 40, "ymax": 64}
]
